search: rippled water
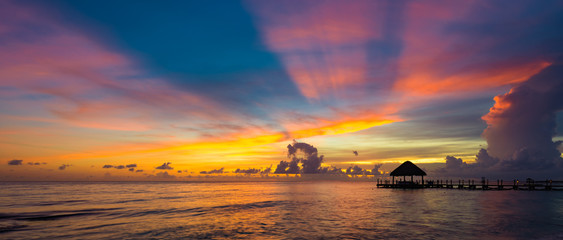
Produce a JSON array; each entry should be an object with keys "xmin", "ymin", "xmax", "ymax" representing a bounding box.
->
[{"xmin": 1, "ymin": 181, "xmax": 563, "ymax": 239}]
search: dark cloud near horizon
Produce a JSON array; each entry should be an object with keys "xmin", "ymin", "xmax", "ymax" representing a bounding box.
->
[
  {"xmin": 58, "ymin": 164, "xmax": 71, "ymax": 170},
  {"xmin": 8, "ymin": 160, "xmax": 23, "ymax": 165},
  {"xmin": 233, "ymin": 166, "xmax": 272, "ymax": 174},
  {"xmin": 103, "ymin": 163, "xmax": 138, "ymax": 171},
  {"xmin": 353, "ymin": 151, "xmax": 358, "ymax": 156},
  {"xmin": 156, "ymin": 162, "xmax": 173, "ymax": 170},
  {"xmin": 345, "ymin": 164, "xmax": 382, "ymax": 176},
  {"xmin": 27, "ymin": 162, "xmax": 41, "ymax": 166},
  {"xmin": 200, "ymin": 167, "xmax": 224, "ymax": 174},
  {"xmin": 234, "ymin": 168, "xmax": 260, "ymax": 174},
  {"xmin": 444, "ymin": 156, "xmax": 468, "ymax": 171}
]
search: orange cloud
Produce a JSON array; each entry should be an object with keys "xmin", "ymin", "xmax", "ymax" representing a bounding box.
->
[
  {"xmin": 481, "ymin": 89, "xmax": 513, "ymax": 125},
  {"xmin": 393, "ymin": 1, "xmax": 552, "ymax": 96},
  {"xmin": 394, "ymin": 60, "xmax": 551, "ymax": 96}
]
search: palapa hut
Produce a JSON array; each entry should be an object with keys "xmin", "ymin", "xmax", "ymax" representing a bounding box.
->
[{"xmin": 390, "ymin": 161, "xmax": 426, "ymax": 185}]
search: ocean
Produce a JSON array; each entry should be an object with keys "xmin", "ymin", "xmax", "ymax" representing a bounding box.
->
[{"xmin": 1, "ymin": 181, "xmax": 562, "ymax": 239}]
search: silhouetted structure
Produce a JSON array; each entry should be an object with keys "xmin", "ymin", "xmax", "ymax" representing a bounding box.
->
[
  {"xmin": 390, "ymin": 161, "xmax": 426, "ymax": 186},
  {"xmin": 377, "ymin": 177, "xmax": 563, "ymax": 191}
]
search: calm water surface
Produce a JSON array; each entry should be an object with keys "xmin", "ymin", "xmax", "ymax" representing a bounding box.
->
[{"xmin": 1, "ymin": 181, "xmax": 562, "ymax": 239}]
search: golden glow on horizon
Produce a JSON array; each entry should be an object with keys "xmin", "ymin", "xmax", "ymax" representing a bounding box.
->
[
  {"xmin": 54, "ymin": 118, "xmax": 397, "ymax": 162},
  {"xmin": 290, "ymin": 119, "xmax": 396, "ymax": 139}
]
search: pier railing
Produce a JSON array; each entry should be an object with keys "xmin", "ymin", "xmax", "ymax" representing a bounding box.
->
[{"xmin": 376, "ymin": 179, "xmax": 563, "ymax": 190}]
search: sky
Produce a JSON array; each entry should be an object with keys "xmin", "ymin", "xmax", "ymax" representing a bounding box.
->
[{"xmin": 1, "ymin": 0, "xmax": 563, "ymax": 181}]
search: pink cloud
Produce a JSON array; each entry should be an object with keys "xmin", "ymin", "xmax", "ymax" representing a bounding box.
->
[
  {"xmin": 248, "ymin": 0, "xmax": 387, "ymax": 100},
  {"xmin": 0, "ymin": 1, "xmax": 233, "ymax": 132}
]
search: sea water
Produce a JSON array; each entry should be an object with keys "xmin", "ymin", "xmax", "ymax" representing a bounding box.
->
[{"xmin": 1, "ymin": 181, "xmax": 562, "ymax": 239}]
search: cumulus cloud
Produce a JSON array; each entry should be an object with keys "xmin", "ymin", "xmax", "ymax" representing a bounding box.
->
[
  {"xmin": 344, "ymin": 165, "xmax": 381, "ymax": 175},
  {"xmin": 275, "ymin": 140, "xmax": 324, "ymax": 174},
  {"xmin": 8, "ymin": 160, "xmax": 23, "ymax": 165},
  {"xmin": 479, "ymin": 62, "xmax": 563, "ymax": 170},
  {"xmin": 274, "ymin": 160, "xmax": 289, "ymax": 174},
  {"xmin": 156, "ymin": 162, "xmax": 173, "ymax": 170},
  {"xmin": 371, "ymin": 164, "xmax": 383, "ymax": 175},
  {"xmin": 318, "ymin": 166, "xmax": 344, "ymax": 174},
  {"xmin": 480, "ymin": 62, "xmax": 563, "ymax": 170},
  {"xmin": 58, "ymin": 164, "xmax": 71, "ymax": 170},
  {"xmin": 262, "ymin": 166, "xmax": 272, "ymax": 174},
  {"xmin": 346, "ymin": 165, "xmax": 364, "ymax": 175},
  {"xmin": 474, "ymin": 149, "xmax": 499, "ymax": 168},
  {"xmin": 439, "ymin": 62, "xmax": 563, "ymax": 177},
  {"xmin": 445, "ymin": 156, "xmax": 468, "ymax": 170}
]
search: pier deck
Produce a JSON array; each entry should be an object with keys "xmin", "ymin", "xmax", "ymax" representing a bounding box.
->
[{"xmin": 376, "ymin": 179, "xmax": 563, "ymax": 190}]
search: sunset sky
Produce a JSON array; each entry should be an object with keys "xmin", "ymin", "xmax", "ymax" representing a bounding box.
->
[{"xmin": 2, "ymin": 0, "xmax": 563, "ymax": 180}]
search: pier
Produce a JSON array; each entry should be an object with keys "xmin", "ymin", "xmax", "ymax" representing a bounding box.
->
[
  {"xmin": 376, "ymin": 178, "xmax": 563, "ymax": 190},
  {"xmin": 379, "ymin": 161, "xmax": 563, "ymax": 190}
]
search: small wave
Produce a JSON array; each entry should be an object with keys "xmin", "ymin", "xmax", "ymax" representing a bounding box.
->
[
  {"xmin": 158, "ymin": 196, "xmax": 184, "ymax": 200},
  {"xmin": 20, "ymin": 212, "xmax": 98, "ymax": 221},
  {"xmin": 75, "ymin": 222, "xmax": 126, "ymax": 231},
  {"xmin": 34, "ymin": 199, "xmax": 89, "ymax": 206},
  {"xmin": 114, "ymin": 198, "xmax": 148, "ymax": 204},
  {"xmin": 0, "ymin": 221, "xmax": 27, "ymax": 234},
  {"xmin": 210, "ymin": 200, "xmax": 288, "ymax": 211},
  {"xmin": 121, "ymin": 200, "xmax": 289, "ymax": 218},
  {"xmin": 0, "ymin": 207, "xmax": 124, "ymax": 222}
]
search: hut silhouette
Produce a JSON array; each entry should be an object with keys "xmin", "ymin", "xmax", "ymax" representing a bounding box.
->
[{"xmin": 390, "ymin": 161, "xmax": 426, "ymax": 185}]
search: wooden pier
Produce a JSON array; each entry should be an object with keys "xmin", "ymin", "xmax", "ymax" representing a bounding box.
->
[{"xmin": 376, "ymin": 179, "xmax": 563, "ymax": 191}]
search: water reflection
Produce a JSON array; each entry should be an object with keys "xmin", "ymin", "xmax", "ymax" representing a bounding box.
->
[{"xmin": 1, "ymin": 182, "xmax": 562, "ymax": 239}]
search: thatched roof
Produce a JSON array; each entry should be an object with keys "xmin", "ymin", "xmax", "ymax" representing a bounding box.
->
[{"xmin": 390, "ymin": 161, "xmax": 426, "ymax": 176}]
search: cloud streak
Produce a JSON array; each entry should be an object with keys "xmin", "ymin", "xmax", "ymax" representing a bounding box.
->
[{"xmin": 8, "ymin": 160, "xmax": 23, "ymax": 165}]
